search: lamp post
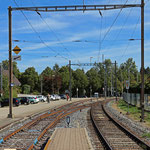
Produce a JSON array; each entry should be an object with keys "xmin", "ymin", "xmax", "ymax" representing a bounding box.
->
[{"xmin": 76, "ymin": 88, "xmax": 78, "ymax": 98}]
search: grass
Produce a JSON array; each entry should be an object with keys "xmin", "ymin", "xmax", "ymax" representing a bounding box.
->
[
  {"xmin": 117, "ymin": 99, "xmax": 150, "ymax": 123},
  {"xmin": 142, "ymin": 133, "xmax": 150, "ymax": 138}
]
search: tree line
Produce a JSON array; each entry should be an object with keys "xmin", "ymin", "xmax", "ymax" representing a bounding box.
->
[{"xmin": 1, "ymin": 58, "xmax": 150, "ymax": 99}]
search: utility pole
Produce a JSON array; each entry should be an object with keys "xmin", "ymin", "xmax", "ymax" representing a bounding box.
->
[
  {"xmin": 69, "ymin": 60, "xmax": 72, "ymax": 101},
  {"xmin": 8, "ymin": 6, "xmax": 14, "ymax": 118},
  {"xmin": 140, "ymin": 0, "xmax": 144, "ymax": 122},
  {"xmin": 115, "ymin": 61, "xmax": 117, "ymax": 101}
]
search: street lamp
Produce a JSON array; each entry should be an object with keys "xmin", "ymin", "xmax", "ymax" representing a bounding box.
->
[{"xmin": 76, "ymin": 88, "xmax": 78, "ymax": 98}]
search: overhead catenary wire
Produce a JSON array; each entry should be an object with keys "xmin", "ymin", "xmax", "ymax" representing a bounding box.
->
[
  {"xmin": 12, "ymin": 0, "xmax": 68, "ymax": 61},
  {"xmin": 97, "ymin": 0, "xmax": 129, "ymax": 62},
  {"xmin": 30, "ymin": 0, "xmax": 76, "ymax": 59},
  {"xmin": 106, "ymin": 0, "xmax": 138, "ymax": 51},
  {"xmin": 101, "ymin": 0, "xmax": 129, "ymax": 44},
  {"xmin": 36, "ymin": 12, "xmax": 77, "ymax": 59},
  {"xmin": 31, "ymin": 0, "xmax": 83, "ymax": 65},
  {"xmin": 120, "ymin": 16, "xmax": 140, "ymax": 61},
  {"xmin": 97, "ymin": 0, "xmax": 110, "ymax": 63}
]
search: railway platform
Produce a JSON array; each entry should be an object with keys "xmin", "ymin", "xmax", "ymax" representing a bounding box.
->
[{"xmin": 44, "ymin": 128, "xmax": 93, "ymax": 150}]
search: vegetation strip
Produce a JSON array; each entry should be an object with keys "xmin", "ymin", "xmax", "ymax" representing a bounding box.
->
[{"xmin": 103, "ymin": 99, "xmax": 150, "ymax": 149}]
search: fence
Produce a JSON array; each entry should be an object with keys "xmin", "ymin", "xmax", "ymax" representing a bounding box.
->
[{"xmin": 123, "ymin": 92, "xmax": 150, "ymax": 111}]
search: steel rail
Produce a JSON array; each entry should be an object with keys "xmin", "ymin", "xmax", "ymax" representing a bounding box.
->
[
  {"xmin": 0, "ymin": 99, "xmax": 92, "ymax": 148},
  {"xmin": 27, "ymin": 104, "xmax": 91, "ymax": 150},
  {"xmin": 90, "ymin": 103, "xmax": 113, "ymax": 150},
  {"xmin": 1, "ymin": 99, "xmax": 90, "ymax": 143},
  {"xmin": 102, "ymin": 99, "xmax": 150, "ymax": 149}
]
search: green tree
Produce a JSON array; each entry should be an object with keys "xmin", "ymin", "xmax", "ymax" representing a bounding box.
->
[
  {"xmin": 20, "ymin": 67, "xmax": 39, "ymax": 93},
  {"xmin": 41, "ymin": 67, "xmax": 53, "ymax": 94},
  {"xmin": 59, "ymin": 66, "xmax": 70, "ymax": 93},
  {"xmin": 86, "ymin": 68, "xmax": 101, "ymax": 96},
  {"xmin": 72, "ymin": 69, "xmax": 88, "ymax": 96},
  {"xmin": 119, "ymin": 58, "xmax": 138, "ymax": 93}
]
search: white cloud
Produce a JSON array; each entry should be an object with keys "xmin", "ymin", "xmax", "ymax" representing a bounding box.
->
[{"xmin": 13, "ymin": 17, "xmax": 70, "ymax": 33}]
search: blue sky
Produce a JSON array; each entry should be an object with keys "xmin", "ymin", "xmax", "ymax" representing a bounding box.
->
[{"xmin": 0, "ymin": 0, "xmax": 150, "ymax": 73}]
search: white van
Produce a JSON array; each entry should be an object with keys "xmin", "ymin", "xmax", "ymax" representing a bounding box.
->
[{"xmin": 94, "ymin": 92, "xmax": 99, "ymax": 98}]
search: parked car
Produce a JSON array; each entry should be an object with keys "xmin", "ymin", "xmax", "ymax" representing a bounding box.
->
[
  {"xmin": 54, "ymin": 94, "xmax": 61, "ymax": 100},
  {"xmin": 13, "ymin": 98, "xmax": 21, "ymax": 106},
  {"xmin": 50, "ymin": 95, "xmax": 56, "ymax": 101},
  {"xmin": 37, "ymin": 95, "xmax": 47, "ymax": 102},
  {"xmin": 28, "ymin": 97, "xmax": 39, "ymax": 104},
  {"xmin": 59, "ymin": 94, "xmax": 67, "ymax": 99},
  {"xmin": 18, "ymin": 97, "xmax": 30, "ymax": 105},
  {"xmin": 0, "ymin": 98, "xmax": 20, "ymax": 107},
  {"xmin": 32, "ymin": 96, "xmax": 40, "ymax": 103}
]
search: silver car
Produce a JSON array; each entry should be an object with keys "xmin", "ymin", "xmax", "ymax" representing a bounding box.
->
[{"xmin": 37, "ymin": 95, "xmax": 47, "ymax": 102}]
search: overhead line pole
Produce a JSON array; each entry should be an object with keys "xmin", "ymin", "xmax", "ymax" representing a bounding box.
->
[
  {"xmin": 8, "ymin": 6, "xmax": 14, "ymax": 118},
  {"xmin": 8, "ymin": 3, "xmax": 142, "ymax": 119},
  {"xmin": 140, "ymin": 0, "xmax": 144, "ymax": 122}
]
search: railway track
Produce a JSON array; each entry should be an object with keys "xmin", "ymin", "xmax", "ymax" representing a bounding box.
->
[
  {"xmin": 0, "ymin": 99, "xmax": 93, "ymax": 150},
  {"xmin": 90, "ymin": 100, "xmax": 150, "ymax": 150},
  {"xmin": 87, "ymin": 109, "xmax": 105, "ymax": 150}
]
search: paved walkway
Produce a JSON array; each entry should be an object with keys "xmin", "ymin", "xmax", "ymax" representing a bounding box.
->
[
  {"xmin": 0, "ymin": 98, "xmax": 90, "ymax": 130},
  {"xmin": 45, "ymin": 128, "xmax": 93, "ymax": 150}
]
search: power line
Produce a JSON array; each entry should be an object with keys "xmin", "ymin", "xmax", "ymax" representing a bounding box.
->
[
  {"xmin": 30, "ymin": 0, "xmax": 82, "ymax": 64},
  {"xmin": 101, "ymin": 0, "xmax": 129, "ymax": 44},
  {"xmin": 97, "ymin": 0, "xmax": 129, "ymax": 62},
  {"xmin": 36, "ymin": 12, "xmax": 76, "ymax": 59},
  {"xmin": 107, "ymin": 0, "xmax": 138, "ymax": 51},
  {"xmin": 12, "ymin": 0, "xmax": 68, "ymax": 61},
  {"xmin": 120, "ymin": 16, "xmax": 140, "ymax": 60},
  {"xmin": 30, "ymin": 0, "xmax": 75, "ymax": 59}
]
